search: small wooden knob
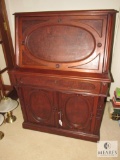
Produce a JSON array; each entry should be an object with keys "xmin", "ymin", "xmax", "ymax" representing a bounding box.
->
[{"xmin": 97, "ymin": 43, "xmax": 102, "ymax": 47}]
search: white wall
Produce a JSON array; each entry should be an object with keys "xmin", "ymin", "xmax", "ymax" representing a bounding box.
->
[
  {"xmin": 0, "ymin": 46, "xmax": 10, "ymax": 85},
  {"xmin": 4, "ymin": 0, "xmax": 120, "ymax": 98}
]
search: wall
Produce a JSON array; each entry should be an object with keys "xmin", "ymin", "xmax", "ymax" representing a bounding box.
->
[
  {"xmin": 0, "ymin": 45, "xmax": 10, "ymax": 85},
  {"xmin": 4, "ymin": 0, "xmax": 120, "ymax": 98}
]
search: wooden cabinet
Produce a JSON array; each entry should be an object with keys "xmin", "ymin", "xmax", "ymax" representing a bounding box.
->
[
  {"xmin": 10, "ymin": 70, "xmax": 108, "ymax": 141},
  {"xmin": 19, "ymin": 86, "xmax": 96, "ymax": 130},
  {"xmin": 9, "ymin": 10, "xmax": 117, "ymax": 142},
  {"xmin": 15, "ymin": 83, "xmax": 104, "ymax": 141}
]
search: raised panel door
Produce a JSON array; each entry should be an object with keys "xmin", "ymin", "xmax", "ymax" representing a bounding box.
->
[
  {"xmin": 21, "ymin": 87, "xmax": 56, "ymax": 127},
  {"xmin": 58, "ymin": 93, "xmax": 97, "ymax": 133}
]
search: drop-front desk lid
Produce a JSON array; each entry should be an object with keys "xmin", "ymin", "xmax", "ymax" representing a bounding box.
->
[{"xmin": 14, "ymin": 10, "xmax": 117, "ymax": 74}]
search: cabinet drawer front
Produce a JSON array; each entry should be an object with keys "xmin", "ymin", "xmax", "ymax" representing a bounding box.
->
[{"xmin": 16, "ymin": 75, "xmax": 101, "ymax": 94}]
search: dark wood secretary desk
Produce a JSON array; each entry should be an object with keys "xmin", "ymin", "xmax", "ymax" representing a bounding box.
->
[{"xmin": 9, "ymin": 10, "xmax": 117, "ymax": 142}]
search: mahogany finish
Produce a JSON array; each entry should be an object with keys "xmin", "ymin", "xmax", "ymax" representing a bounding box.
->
[{"xmin": 9, "ymin": 10, "xmax": 117, "ymax": 142}]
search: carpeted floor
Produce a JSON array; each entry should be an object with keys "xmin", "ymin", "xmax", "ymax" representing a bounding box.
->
[{"xmin": 0, "ymin": 101, "xmax": 119, "ymax": 160}]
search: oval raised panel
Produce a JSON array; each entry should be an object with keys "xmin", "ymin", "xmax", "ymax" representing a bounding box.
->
[
  {"xmin": 65, "ymin": 96, "xmax": 89, "ymax": 125},
  {"xmin": 26, "ymin": 25, "xmax": 95, "ymax": 62},
  {"xmin": 30, "ymin": 91, "xmax": 52, "ymax": 121}
]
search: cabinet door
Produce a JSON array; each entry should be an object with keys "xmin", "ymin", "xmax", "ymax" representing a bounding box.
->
[
  {"xmin": 58, "ymin": 93, "xmax": 97, "ymax": 132},
  {"xmin": 21, "ymin": 87, "xmax": 56, "ymax": 127}
]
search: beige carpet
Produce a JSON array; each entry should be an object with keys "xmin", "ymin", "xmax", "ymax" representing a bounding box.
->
[{"xmin": 0, "ymin": 101, "xmax": 120, "ymax": 160}]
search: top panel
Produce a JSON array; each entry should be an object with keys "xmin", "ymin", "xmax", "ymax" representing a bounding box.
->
[{"xmin": 15, "ymin": 10, "xmax": 117, "ymax": 73}]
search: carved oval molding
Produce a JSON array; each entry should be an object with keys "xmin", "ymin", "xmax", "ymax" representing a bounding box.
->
[
  {"xmin": 26, "ymin": 25, "xmax": 95, "ymax": 62},
  {"xmin": 65, "ymin": 95, "xmax": 90, "ymax": 129}
]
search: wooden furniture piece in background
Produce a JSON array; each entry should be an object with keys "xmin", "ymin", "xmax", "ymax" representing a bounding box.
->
[
  {"xmin": 9, "ymin": 10, "xmax": 117, "ymax": 142},
  {"xmin": 0, "ymin": 0, "xmax": 17, "ymax": 99}
]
